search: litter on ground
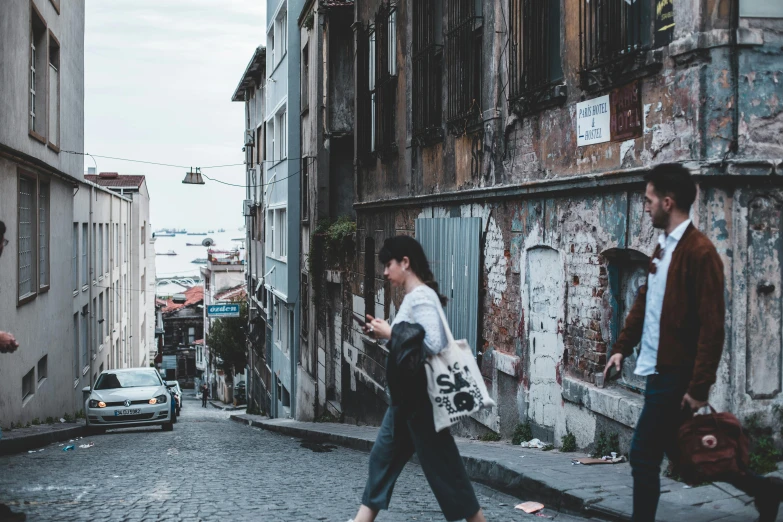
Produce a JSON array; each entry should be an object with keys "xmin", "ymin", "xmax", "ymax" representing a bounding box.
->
[
  {"xmin": 515, "ymin": 501, "xmax": 545, "ymax": 514},
  {"xmin": 78, "ymin": 442, "xmax": 94, "ymax": 449},
  {"xmin": 519, "ymin": 438, "xmax": 547, "ymax": 449},
  {"xmin": 62, "ymin": 445, "xmax": 75, "ymax": 452}
]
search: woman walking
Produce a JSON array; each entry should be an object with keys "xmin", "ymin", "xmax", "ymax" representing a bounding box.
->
[{"xmin": 350, "ymin": 236, "xmax": 486, "ymax": 522}]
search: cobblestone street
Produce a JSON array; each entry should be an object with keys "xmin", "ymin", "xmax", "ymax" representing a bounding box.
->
[{"xmin": 0, "ymin": 396, "xmax": 590, "ymax": 521}]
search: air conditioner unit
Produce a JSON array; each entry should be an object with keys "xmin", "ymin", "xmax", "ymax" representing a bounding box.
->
[
  {"xmin": 243, "ymin": 199, "xmax": 255, "ymax": 217},
  {"xmin": 245, "ymin": 130, "xmax": 255, "ymax": 147}
]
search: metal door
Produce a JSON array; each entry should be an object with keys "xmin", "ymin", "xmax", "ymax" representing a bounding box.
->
[{"xmin": 415, "ymin": 217, "xmax": 481, "ymax": 354}]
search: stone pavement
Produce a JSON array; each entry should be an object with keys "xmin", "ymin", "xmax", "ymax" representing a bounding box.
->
[
  {"xmin": 0, "ymin": 420, "xmax": 86, "ymax": 456},
  {"xmin": 0, "ymin": 396, "xmax": 592, "ymax": 521},
  {"xmin": 231, "ymin": 414, "xmax": 783, "ymax": 522}
]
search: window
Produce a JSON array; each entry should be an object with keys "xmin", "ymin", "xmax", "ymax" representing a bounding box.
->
[
  {"xmin": 273, "ymin": 298, "xmax": 281, "ymax": 344},
  {"xmin": 99, "ymin": 292, "xmax": 104, "ymax": 343},
  {"xmin": 276, "ymin": 109, "xmax": 287, "ymax": 160},
  {"xmin": 38, "ymin": 182, "xmax": 49, "ymax": 289},
  {"xmin": 288, "ymin": 309, "xmax": 294, "ymax": 355},
  {"xmin": 256, "ymin": 126, "xmax": 264, "ymax": 165},
  {"xmin": 357, "ymin": 25, "xmax": 373, "ymax": 157},
  {"xmin": 267, "ymin": 120, "xmax": 275, "ymax": 163},
  {"xmin": 115, "ymin": 223, "xmax": 119, "ymax": 267},
  {"xmin": 301, "ymin": 273, "xmax": 309, "ymax": 335},
  {"xmin": 115, "ymin": 282, "xmax": 119, "ymax": 319},
  {"xmin": 37, "ymin": 355, "xmax": 47, "ymax": 384},
  {"xmin": 278, "ymin": 209, "xmax": 287, "ymax": 259},
  {"xmin": 82, "ymin": 223, "xmax": 88, "ymax": 286},
  {"xmin": 72, "ymin": 223, "xmax": 78, "ymax": 292},
  {"xmin": 29, "ymin": 5, "xmax": 47, "ymax": 141},
  {"xmin": 48, "ymin": 32, "xmax": 60, "ymax": 149},
  {"xmin": 268, "ymin": 28, "xmax": 276, "ymax": 69},
  {"xmin": 92, "ymin": 224, "xmax": 96, "ymax": 281},
  {"xmin": 123, "ymin": 223, "xmax": 127, "ymax": 265},
  {"xmin": 509, "ymin": 0, "xmax": 564, "ymax": 114},
  {"xmin": 104, "ymin": 224, "xmax": 108, "ymax": 274},
  {"xmin": 98, "ymin": 224, "xmax": 103, "ymax": 278},
  {"xmin": 92, "ymin": 297, "xmax": 97, "ymax": 359},
  {"xmin": 267, "ymin": 209, "xmax": 275, "ymax": 256},
  {"xmin": 374, "ymin": 4, "xmax": 397, "ymax": 153},
  {"xmin": 23, "ymin": 367, "xmax": 35, "ymax": 401},
  {"xmin": 188, "ymin": 327, "xmax": 195, "ymax": 345},
  {"xmin": 301, "ymin": 157, "xmax": 309, "ymax": 222},
  {"xmin": 141, "ymin": 222, "xmax": 146, "ymax": 258},
  {"xmin": 579, "ymin": 0, "xmax": 651, "ymax": 91},
  {"xmin": 445, "ymin": 0, "xmax": 483, "ymax": 129},
  {"xmin": 141, "ymin": 271, "xmax": 146, "ymax": 304},
  {"xmin": 73, "ymin": 312, "xmax": 79, "ymax": 380},
  {"xmin": 412, "ymin": 1, "xmax": 443, "ymax": 141},
  {"xmin": 276, "ymin": 8, "xmax": 287, "ymax": 62},
  {"xmin": 301, "ymin": 43, "xmax": 309, "ymax": 112}
]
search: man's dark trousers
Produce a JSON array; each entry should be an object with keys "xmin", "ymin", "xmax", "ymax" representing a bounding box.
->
[{"xmin": 631, "ymin": 367, "xmax": 771, "ymax": 522}]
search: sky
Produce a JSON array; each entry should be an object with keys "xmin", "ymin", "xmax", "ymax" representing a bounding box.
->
[{"xmin": 85, "ymin": 0, "xmax": 265, "ymax": 232}]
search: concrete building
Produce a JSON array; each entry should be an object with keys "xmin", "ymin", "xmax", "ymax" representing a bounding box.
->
[
  {"xmin": 297, "ymin": 0, "xmax": 355, "ymax": 421},
  {"xmin": 302, "ymin": 0, "xmax": 783, "ymax": 451},
  {"xmin": 231, "ymin": 45, "xmax": 270, "ymax": 415},
  {"xmin": 72, "ymin": 178, "xmax": 133, "ymax": 393},
  {"xmin": 263, "ymin": 0, "xmax": 304, "ymax": 418},
  {"xmin": 0, "ymin": 0, "xmax": 87, "ymax": 424},
  {"xmin": 85, "ymin": 173, "xmax": 156, "ymax": 369},
  {"xmin": 200, "ymin": 250, "xmax": 245, "ymax": 399},
  {"xmin": 159, "ymin": 286, "xmax": 204, "ymax": 389}
]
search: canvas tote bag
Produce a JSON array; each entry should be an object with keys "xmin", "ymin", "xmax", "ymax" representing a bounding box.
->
[{"xmin": 425, "ymin": 303, "xmax": 496, "ymax": 432}]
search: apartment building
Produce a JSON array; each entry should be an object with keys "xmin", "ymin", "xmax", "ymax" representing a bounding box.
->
[
  {"xmin": 231, "ymin": 45, "xmax": 268, "ymax": 413},
  {"xmin": 0, "ymin": 0, "xmax": 87, "ymax": 423},
  {"xmin": 263, "ymin": 0, "xmax": 304, "ymax": 418},
  {"xmin": 85, "ymin": 173, "xmax": 155, "ymax": 369}
]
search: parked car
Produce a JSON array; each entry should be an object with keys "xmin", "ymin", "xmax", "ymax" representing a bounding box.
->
[
  {"xmin": 166, "ymin": 381, "xmax": 183, "ymax": 415},
  {"xmin": 84, "ymin": 368, "xmax": 174, "ymax": 434}
]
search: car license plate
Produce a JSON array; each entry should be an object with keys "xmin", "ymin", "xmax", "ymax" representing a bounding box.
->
[{"xmin": 114, "ymin": 408, "xmax": 141, "ymax": 416}]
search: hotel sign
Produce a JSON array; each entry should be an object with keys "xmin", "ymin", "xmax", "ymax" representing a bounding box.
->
[{"xmin": 577, "ymin": 81, "xmax": 642, "ymax": 147}]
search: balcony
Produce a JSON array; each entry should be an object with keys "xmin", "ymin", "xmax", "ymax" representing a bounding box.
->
[{"xmin": 207, "ymin": 249, "xmax": 245, "ymax": 272}]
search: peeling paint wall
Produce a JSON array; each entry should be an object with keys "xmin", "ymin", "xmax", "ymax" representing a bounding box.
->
[{"xmin": 338, "ymin": 3, "xmax": 783, "ymax": 445}]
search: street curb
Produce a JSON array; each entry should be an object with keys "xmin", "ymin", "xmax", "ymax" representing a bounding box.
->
[
  {"xmin": 0, "ymin": 425, "xmax": 86, "ymax": 456},
  {"xmin": 209, "ymin": 401, "xmax": 244, "ymax": 411},
  {"xmin": 228, "ymin": 415, "xmax": 593, "ymax": 517}
]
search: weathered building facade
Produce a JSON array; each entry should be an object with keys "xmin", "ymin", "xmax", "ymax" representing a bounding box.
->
[
  {"xmin": 232, "ymin": 45, "xmax": 269, "ymax": 415},
  {"xmin": 318, "ymin": 0, "xmax": 783, "ymax": 450},
  {"xmin": 297, "ymin": 0, "xmax": 356, "ymax": 422}
]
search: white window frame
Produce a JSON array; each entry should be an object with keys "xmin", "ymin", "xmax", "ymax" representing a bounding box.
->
[
  {"xmin": 388, "ymin": 9, "xmax": 397, "ymax": 76},
  {"xmin": 278, "ymin": 208, "xmax": 287, "ymax": 261}
]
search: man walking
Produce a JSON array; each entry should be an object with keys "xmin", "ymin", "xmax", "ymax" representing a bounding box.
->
[
  {"xmin": 604, "ymin": 164, "xmax": 782, "ymax": 522},
  {"xmin": 201, "ymin": 382, "xmax": 209, "ymax": 408}
]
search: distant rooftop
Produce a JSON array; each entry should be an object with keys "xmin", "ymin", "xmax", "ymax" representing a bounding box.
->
[
  {"xmin": 231, "ymin": 46, "xmax": 266, "ymax": 102},
  {"xmin": 85, "ymin": 172, "xmax": 146, "ymax": 189},
  {"xmin": 161, "ymin": 286, "xmax": 204, "ymax": 315}
]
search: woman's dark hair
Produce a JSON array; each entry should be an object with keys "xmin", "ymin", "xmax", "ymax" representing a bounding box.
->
[
  {"xmin": 0, "ymin": 220, "xmax": 5, "ymax": 238},
  {"xmin": 378, "ymin": 236, "xmax": 447, "ymax": 306}
]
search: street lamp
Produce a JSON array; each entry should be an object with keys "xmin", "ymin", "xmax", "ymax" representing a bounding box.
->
[{"xmin": 182, "ymin": 167, "xmax": 205, "ymax": 185}]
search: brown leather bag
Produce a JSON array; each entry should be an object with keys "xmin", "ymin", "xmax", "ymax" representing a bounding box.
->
[{"xmin": 677, "ymin": 405, "xmax": 749, "ymax": 484}]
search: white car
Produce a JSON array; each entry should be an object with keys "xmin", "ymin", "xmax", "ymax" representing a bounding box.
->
[{"xmin": 84, "ymin": 368, "xmax": 174, "ymax": 433}]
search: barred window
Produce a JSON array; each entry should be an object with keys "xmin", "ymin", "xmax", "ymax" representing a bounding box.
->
[
  {"xmin": 374, "ymin": 3, "xmax": 397, "ymax": 154},
  {"xmin": 445, "ymin": 0, "xmax": 482, "ymax": 131},
  {"xmin": 509, "ymin": 0, "xmax": 564, "ymax": 114},
  {"xmin": 38, "ymin": 182, "xmax": 49, "ymax": 289},
  {"xmin": 579, "ymin": 0, "xmax": 651, "ymax": 90},
  {"xmin": 412, "ymin": 1, "xmax": 443, "ymax": 142},
  {"xmin": 18, "ymin": 175, "xmax": 35, "ymax": 300},
  {"xmin": 357, "ymin": 25, "xmax": 373, "ymax": 158}
]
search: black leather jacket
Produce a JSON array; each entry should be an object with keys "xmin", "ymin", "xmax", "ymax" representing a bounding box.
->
[{"xmin": 386, "ymin": 321, "xmax": 428, "ymax": 413}]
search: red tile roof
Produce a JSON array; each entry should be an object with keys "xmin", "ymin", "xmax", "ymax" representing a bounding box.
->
[
  {"xmin": 161, "ymin": 286, "xmax": 204, "ymax": 315},
  {"xmin": 194, "ymin": 339, "xmax": 204, "ymax": 345},
  {"xmin": 85, "ymin": 174, "xmax": 146, "ymax": 188},
  {"xmin": 215, "ymin": 285, "xmax": 247, "ymax": 302}
]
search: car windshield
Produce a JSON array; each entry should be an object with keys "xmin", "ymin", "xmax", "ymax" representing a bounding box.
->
[{"xmin": 95, "ymin": 372, "xmax": 161, "ymax": 390}]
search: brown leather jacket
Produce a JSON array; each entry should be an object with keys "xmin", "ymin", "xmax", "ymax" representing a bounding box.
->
[{"xmin": 611, "ymin": 224, "xmax": 725, "ymax": 401}]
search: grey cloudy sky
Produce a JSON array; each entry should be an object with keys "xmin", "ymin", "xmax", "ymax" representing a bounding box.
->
[{"xmin": 85, "ymin": 0, "xmax": 265, "ymax": 232}]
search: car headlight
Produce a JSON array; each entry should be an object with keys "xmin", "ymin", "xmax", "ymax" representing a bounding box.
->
[
  {"xmin": 88, "ymin": 400, "xmax": 106, "ymax": 408},
  {"xmin": 152, "ymin": 394, "xmax": 167, "ymax": 404}
]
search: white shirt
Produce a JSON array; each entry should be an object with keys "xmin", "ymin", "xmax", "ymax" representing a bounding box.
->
[
  {"xmin": 390, "ymin": 285, "xmax": 448, "ymax": 356},
  {"xmin": 634, "ymin": 219, "xmax": 691, "ymax": 376}
]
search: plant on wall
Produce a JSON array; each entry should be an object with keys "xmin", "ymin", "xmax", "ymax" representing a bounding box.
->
[{"xmin": 307, "ymin": 216, "xmax": 356, "ymax": 305}]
